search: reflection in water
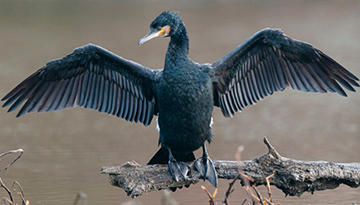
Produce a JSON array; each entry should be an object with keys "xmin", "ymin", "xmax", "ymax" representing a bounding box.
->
[{"xmin": 0, "ymin": 1, "xmax": 359, "ymax": 205}]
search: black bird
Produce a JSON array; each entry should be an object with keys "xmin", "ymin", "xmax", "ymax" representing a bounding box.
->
[{"xmin": 2, "ymin": 11, "xmax": 359, "ymax": 188}]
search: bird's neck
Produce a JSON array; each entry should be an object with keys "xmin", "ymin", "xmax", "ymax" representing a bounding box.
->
[{"xmin": 165, "ymin": 23, "xmax": 189, "ymax": 66}]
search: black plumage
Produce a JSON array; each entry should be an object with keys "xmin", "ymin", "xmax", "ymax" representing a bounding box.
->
[{"xmin": 2, "ymin": 11, "xmax": 359, "ymax": 188}]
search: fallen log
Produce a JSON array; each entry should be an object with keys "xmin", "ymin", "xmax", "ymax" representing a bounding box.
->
[{"xmin": 100, "ymin": 137, "xmax": 360, "ymax": 198}]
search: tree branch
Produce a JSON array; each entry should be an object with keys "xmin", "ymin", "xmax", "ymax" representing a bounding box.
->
[{"xmin": 100, "ymin": 137, "xmax": 360, "ymax": 198}]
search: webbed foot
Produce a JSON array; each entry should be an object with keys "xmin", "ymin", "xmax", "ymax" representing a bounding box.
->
[
  {"xmin": 167, "ymin": 148, "xmax": 190, "ymax": 182},
  {"xmin": 194, "ymin": 144, "xmax": 218, "ymax": 187},
  {"xmin": 168, "ymin": 160, "xmax": 190, "ymax": 182}
]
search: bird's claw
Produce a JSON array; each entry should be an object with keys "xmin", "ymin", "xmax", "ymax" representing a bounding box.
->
[
  {"xmin": 194, "ymin": 156, "xmax": 218, "ymax": 187},
  {"xmin": 168, "ymin": 161, "xmax": 190, "ymax": 182}
]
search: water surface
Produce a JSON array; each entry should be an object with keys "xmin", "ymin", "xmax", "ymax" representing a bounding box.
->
[{"xmin": 0, "ymin": 1, "xmax": 359, "ymax": 204}]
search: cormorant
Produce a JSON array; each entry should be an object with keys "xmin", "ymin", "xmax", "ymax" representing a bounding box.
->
[{"xmin": 2, "ymin": 11, "xmax": 359, "ymax": 188}]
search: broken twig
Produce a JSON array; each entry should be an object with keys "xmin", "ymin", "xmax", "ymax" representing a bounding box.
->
[{"xmin": 100, "ymin": 137, "xmax": 360, "ymax": 198}]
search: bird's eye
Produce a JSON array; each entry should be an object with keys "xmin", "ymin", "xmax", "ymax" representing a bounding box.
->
[{"xmin": 157, "ymin": 27, "xmax": 162, "ymax": 31}]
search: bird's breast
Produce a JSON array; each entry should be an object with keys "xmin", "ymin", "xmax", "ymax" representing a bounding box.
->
[{"xmin": 156, "ymin": 68, "xmax": 214, "ymax": 153}]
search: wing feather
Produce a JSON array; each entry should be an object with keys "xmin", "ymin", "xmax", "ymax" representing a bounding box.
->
[
  {"xmin": 99, "ymin": 78, "xmax": 109, "ymax": 113},
  {"xmin": 2, "ymin": 44, "xmax": 158, "ymax": 126},
  {"xmin": 20, "ymin": 81, "xmax": 51, "ymax": 115},
  {"xmin": 108, "ymin": 83, "xmax": 116, "ymax": 115},
  {"xmin": 66, "ymin": 74, "xmax": 81, "ymax": 108},
  {"xmin": 211, "ymin": 28, "xmax": 359, "ymax": 117}
]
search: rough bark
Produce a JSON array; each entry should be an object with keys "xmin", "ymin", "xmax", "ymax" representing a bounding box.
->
[{"xmin": 100, "ymin": 137, "xmax": 360, "ymax": 198}]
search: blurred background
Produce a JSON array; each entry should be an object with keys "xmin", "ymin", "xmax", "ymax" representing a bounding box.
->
[{"xmin": 0, "ymin": 1, "xmax": 359, "ymax": 204}]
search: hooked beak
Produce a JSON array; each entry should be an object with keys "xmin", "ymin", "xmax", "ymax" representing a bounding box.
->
[{"xmin": 138, "ymin": 26, "xmax": 170, "ymax": 46}]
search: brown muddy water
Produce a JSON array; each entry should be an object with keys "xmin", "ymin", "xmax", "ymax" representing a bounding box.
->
[{"xmin": 0, "ymin": 1, "xmax": 359, "ymax": 204}]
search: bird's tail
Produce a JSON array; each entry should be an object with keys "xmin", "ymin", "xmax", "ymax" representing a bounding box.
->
[{"xmin": 148, "ymin": 147, "xmax": 196, "ymax": 165}]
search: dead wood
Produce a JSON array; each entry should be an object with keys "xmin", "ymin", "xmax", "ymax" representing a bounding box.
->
[{"xmin": 100, "ymin": 137, "xmax": 360, "ymax": 198}]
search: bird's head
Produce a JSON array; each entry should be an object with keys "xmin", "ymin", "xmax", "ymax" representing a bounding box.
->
[{"xmin": 138, "ymin": 11, "xmax": 181, "ymax": 46}]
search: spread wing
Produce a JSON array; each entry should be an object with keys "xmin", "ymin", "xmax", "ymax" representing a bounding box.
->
[
  {"xmin": 2, "ymin": 44, "xmax": 159, "ymax": 126},
  {"xmin": 211, "ymin": 28, "xmax": 359, "ymax": 117}
]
